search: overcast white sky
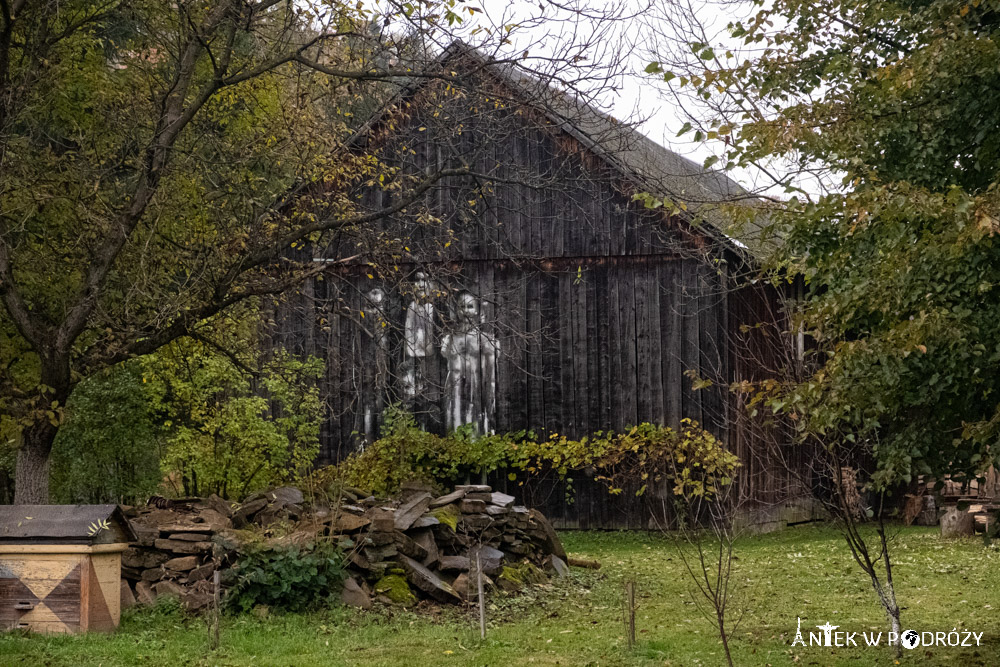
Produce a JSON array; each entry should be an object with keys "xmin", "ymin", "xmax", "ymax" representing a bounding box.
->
[
  {"xmin": 458, "ymin": 0, "xmax": 825, "ymax": 198},
  {"xmin": 369, "ymin": 0, "xmax": 717, "ymax": 159},
  {"xmin": 369, "ymin": 0, "xmax": 820, "ymax": 198},
  {"xmin": 465, "ymin": 0, "xmax": 801, "ymax": 197}
]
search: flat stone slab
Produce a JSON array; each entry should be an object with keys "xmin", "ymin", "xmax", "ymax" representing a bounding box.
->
[
  {"xmin": 459, "ymin": 499, "xmax": 487, "ymax": 514},
  {"xmin": 548, "ymin": 554, "xmax": 570, "ymax": 577},
  {"xmin": 399, "ymin": 555, "xmax": 462, "ymax": 603},
  {"xmin": 163, "ymin": 555, "xmax": 199, "ymax": 572},
  {"xmin": 266, "ymin": 486, "xmax": 304, "ymax": 506},
  {"xmin": 341, "ymin": 577, "xmax": 372, "ymax": 609},
  {"xmin": 410, "ymin": 528, "xmax": 439, "ymax": 568},
  {"xmin": 429, "ymin": 489, "xmax": 467, "ymax": 509},
  {"xmin": 438, "ymin": 555, "xmax": 471, "ymax": 571},
  {"xmin": 122, "ymin": 548, "xmax": 168, "ymax": 570},
  {"xmin": 154, "ymin": 538, "xmax": 214, "ymax": 554},
  {"xmin": 490, "ymin": 492, "xmax": 516, "ymax": 508},
  {"xmin": 232, "ymin": 498, "xmax": 268, "ymax": 527},
  {"xmin": 120, "ymin": 580, "xmax": 136, "ymax": 610},
  {"xmin": 164, "ymin": 532, "xmax": 213, "ymax": 542},
  {"xmin": 328, "ymin": 512, "xmax": 371, "ymax": 533},
  {"xmin": 395, "ymin": 492, "xmax": 433, "ymax": 531},
  {"xmin": 187, "ymin": 562, "xmax": 215, "ymax": 582},
  {"xmin": 461, "ymin": 514, "xmax": 493, "ymax": 529},
  {"xmin": 468, "ymin": 544, "xmax": 504, "ymax": 576},
  {"xmin": 153, "ymin": 580, "xmax": 184, "ymax": 598},
  {"xmin": 158, "ymin": 524, "xmax": 216, "ymax": 534},
  {"xmin": 528, "ymin": 509, "xmax": 567, "ymax": 560},
  {"xmin": 455, "ymin": 484, "xmax": 492, "ymax": 493},
  {"xmin": 135, "ymin": 580, "xmax": 156, "ymax": 606},
  {"xmin": 410, "ymin": 515, "xmax": 440, "ymax": 529}
]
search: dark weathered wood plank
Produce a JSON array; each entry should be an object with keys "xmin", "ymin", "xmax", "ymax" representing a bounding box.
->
[
  {"xmin": 646, "ymin": 261, "xmax": 664, "ymax": 425},
  {"xmin": 662, "ymin": 262, "xmax": 683, "ymax": 428},
  {"xmin": 680, "ymin": 261, "xmax": 703, "ymax": 424},
  {"xmin": 570, "ymin": 266, "xmax": 589, "ymax": 437},
  {"xmin": 540, "ymin": 272, "xmax": 562, "ymax": 436},
  {"xmin": 634, "ymin": 263, "xmax": 652, "ymax": 423},
  {"xmin": 558, "ymin": 272, "xmax": 576, "ymax": 435},
  {"xmin": 585, "ymin": 267, "xmax": 600, "ymax": 435},
  {"xmin": 620, "ymin": 260, "xmax": 639, "ymax": 427},
  {"xmin": 607, "ymin": 261, "xmax": 624, "ymax": 430}
]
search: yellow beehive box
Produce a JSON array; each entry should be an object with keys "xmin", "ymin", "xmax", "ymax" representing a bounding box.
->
[{"xmin": 0, "ymin": 504, "xmax": 135, "ymax": 633}]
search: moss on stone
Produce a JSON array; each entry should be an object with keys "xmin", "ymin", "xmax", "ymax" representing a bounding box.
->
[
  {"xmin": 496, "ymin": 566, "xmax": 524, "ymax": 592},
  {"xmin": 428, "ymin": 504, "xmax": 460, "ymax": 531},
  {"xmin": 497, "ymin": 561, "xmax": 547, "ymax": 592},
  {"xmin": 374, "ymin": 574, "xmax": 416, "ymax": 605}
]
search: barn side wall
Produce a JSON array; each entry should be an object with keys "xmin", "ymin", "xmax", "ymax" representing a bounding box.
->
[{"xmin": 272, "ymin": 80, "xmax": 810, "ymax": 527}]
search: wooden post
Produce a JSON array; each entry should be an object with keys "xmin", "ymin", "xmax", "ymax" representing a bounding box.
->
[
  {"xmin": 623, "ymin": 579, "xmax": 636, "ymax": 649},
  {"xmin": 211, "ymin": 569, "xmax": 221, "ymax": 650},
  {"xmin": 477, "ymin": 552, "xmax": 485, "ymax": 640}
]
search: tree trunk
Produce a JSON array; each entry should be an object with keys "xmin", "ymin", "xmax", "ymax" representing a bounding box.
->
[
  {"xmin": 13, "ymin": 418, "xmax": 59, "ymax": 504},
  {"xmin": 887, "ymin": 599, "xmax": 902, "ymax": 659},
  {"xmin": 718, "ymin": 614, "xmax": 735, "ymax": 667}
]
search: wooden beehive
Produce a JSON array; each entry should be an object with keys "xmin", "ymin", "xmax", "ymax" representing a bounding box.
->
[{"xmin": 0, "ymin": 504, "xmax": 135, "ymax": 633}]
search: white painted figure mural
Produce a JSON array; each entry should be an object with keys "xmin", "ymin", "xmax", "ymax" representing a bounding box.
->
[
  {"xmin": 351, "ymin": 275, "xmax": 498, "ymax": 440},
  {"xmin": 441, "ymin": 291, "xmax": 498, "ymax": 435},
  {"xmin": 402, "ymin": 272, "xmax": 436, "ymax": 403},
  {"xmin": 404, "ymin": 272, "xmax": 436, "ymax": 359},
  {"xmin": 362, "ymin": 287, "xmax": 389, "ymax": 444}
]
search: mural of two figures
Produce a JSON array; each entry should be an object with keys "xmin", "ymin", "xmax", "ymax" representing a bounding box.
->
[{"xmin": 361, "ymin": 272, "xmax": 498, "ymax": 442}]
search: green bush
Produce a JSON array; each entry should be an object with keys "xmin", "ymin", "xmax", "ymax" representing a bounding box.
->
[
  {"xmin": 327, "ymin": 406, "xmax": 530, "ymax": 496},
  {"xmin": 227, "ymin": 541, "xmax": 346, "ymax": 614},
  {"xmin": 145, "ymin": 339, "xmax": 324, "ymax": 499},
  {"xmin": 50, "ymin": 362, "xmax": 164, "ymax": 504},
  {"xmin": 324, "ymin": 406, "xmax": 738, "ymax": 501}
]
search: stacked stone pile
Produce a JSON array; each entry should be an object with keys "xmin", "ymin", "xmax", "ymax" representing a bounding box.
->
[
  {"xmin": 120, "ymin": 483, "xmax": 568, "ymax": 611},
  {"xmin": 123, "ymin": 493, "xmax": 237, "ymax": 611},
  {"xmin": 339, "ymin": 483, "xmax": 569, "ymax": 606}
]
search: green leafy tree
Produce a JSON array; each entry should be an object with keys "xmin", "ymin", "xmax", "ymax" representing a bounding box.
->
[
  {"xmin": 0, "ymin": 0, "xmax": 630, "ymax": 503},
  {"xmin": 647, "ymin": 0, "xmax": 1000, "ymax": 486},
  {"xmin": 0, "ymin": 0, "xmax": 380, "ymax": 503},
  {"xmin": 49, "ymin": 361, "xmax": 163, "ymax": 504},
  {"xmin": 145, "ymin": 338, "xmax": 324, "ymax": 499},
  {"xmin": 644, "ymin": 0, "xmax": 1000, "ymax": 651}
]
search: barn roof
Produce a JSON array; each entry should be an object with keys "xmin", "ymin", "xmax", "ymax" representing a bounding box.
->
[
  {"xmin": 349, "ymin": 41, "xmax": 777, "ymax": 263},
  {"xmin": 0, "ymin": 504, "xmax": 136, "ymax": 544}
]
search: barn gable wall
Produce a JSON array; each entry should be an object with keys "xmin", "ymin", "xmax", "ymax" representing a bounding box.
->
[{"xmin": 273, "ymin": 76, "xmax": 803, "ymax": 527}]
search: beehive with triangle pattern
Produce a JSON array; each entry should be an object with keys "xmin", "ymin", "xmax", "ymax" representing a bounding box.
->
[{"xmin": 0, "ymin": 505, "xmax": 135, "ymax": 633}]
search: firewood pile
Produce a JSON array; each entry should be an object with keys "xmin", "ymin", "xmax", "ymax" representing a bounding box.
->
[{"xmin": 120, "ymin": 483, "xmax": 569, "ymax": 612}]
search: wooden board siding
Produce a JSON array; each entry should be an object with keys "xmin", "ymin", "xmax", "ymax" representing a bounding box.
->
[
  {"xmin": 275, "ymin": 80, "xmax": 808, "ymax": 527},
  {"xmin": 307, "ymin": 255, "xmax": 730, "ymax": 453},
  {"xmin": 1, "ymin": 545, "xmax": 126, "ymax": 633}
]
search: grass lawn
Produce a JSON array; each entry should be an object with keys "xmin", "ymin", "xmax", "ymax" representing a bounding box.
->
[{"xmin": 2, "ymin": 524, "xmax": 998, "ymax": 666}]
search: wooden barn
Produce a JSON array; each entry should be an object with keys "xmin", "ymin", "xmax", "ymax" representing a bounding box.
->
[{"xmin": 275, "ymin": 43, "xmax": 812, "ymax": 528}]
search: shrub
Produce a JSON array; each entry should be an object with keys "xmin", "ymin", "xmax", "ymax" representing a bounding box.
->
[
  {"xmin": 328, "ymin": 406, "xmax": 531, "ymax": 496},
  {"xmin": 146, "ymin": 340, "xmax": 324, "ymax": 499},
  {"xmin": 323, "ymin": 406, "xmax": 739, "ymax": 502},
  {"xmin": 227, "ymin": 540, "xmax": 346, "ymax": 614},
  {"xmin": 50, "ymin": 362, "xmax": 164, "ymax": 504}
]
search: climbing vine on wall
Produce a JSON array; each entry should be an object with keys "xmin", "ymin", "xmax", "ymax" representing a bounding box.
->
[{"xmin": 320, "ymin": 406, "xmax": 738, "ymax": 500}]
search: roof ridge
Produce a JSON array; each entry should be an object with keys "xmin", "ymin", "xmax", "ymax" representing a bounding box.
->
[{"xmin": 349, "ymin": 40, "xmax": 775, "ymax": 262}]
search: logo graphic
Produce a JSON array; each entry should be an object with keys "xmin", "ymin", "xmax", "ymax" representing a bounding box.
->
[
  {"xmin": 790, "ymin": 617, "xmax": 983, "ymax": 650},
  {"xmin": 816, "ymin": 621, "xmax": 840, "ymax": 647},
  {"xmin": 901, "ymin": 630, "xmax": 920, "ymax": 650}
]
